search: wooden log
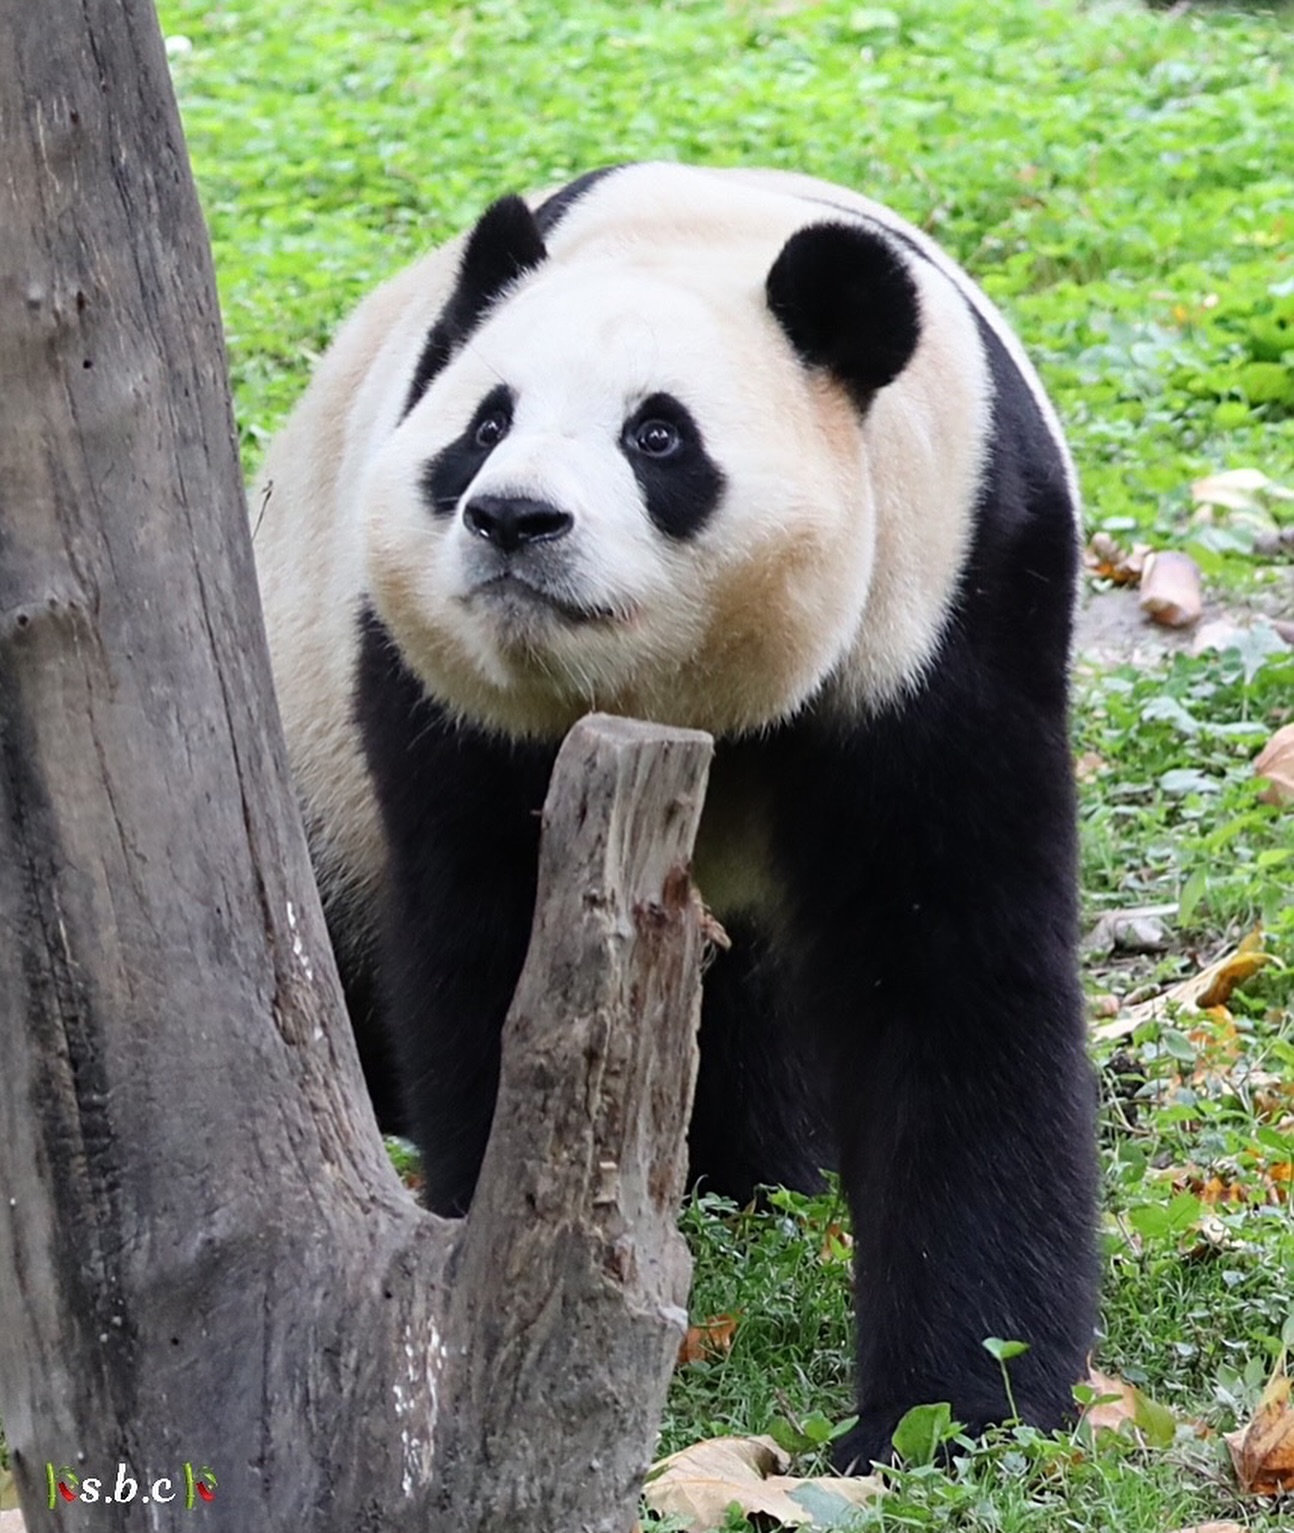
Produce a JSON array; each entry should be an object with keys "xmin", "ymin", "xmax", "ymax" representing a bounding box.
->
[{"xmin": 437, "ymin": 715, "xmax": 710, "ymax": 1530}]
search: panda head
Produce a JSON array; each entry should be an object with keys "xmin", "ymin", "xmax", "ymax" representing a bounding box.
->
[{"xmin": 361, "ymin": 189, "xmax": 923, "ymax": 739}]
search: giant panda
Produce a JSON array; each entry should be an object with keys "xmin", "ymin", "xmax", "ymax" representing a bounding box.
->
[{"xmin": 251, "ymin": 162, "xmax": 1099, "ymax": 1466}]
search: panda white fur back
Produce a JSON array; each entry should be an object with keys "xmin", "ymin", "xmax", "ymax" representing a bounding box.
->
[{"xmin": 253, "ymin": 163, "xmax": 1097, "ymax": 1467}]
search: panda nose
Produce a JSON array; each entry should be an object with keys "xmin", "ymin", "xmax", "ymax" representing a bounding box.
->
[{"xmin": 463, "ymin": 495, "xmax": 574, "ymax": 554}]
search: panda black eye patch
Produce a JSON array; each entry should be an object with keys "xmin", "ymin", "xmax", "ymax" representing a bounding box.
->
[
  {"xmin": 620, "ymin": 392, "xmax": 725, "ymax": 540},
  {"xmin": 419, "ymin": 385, "xmax": 514, "ymax": 518}
]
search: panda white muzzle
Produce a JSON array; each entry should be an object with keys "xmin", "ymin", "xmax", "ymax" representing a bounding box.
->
[{"xmin": 458, "ymin": 497, "xmax": 620, "ymax": 627}]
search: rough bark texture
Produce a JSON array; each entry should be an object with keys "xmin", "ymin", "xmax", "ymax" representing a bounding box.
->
[
  {"xmin": 0, "ymin": 2, "xmax": 710, "ymax": 1528},
  {"xmin": 437, "ymin": 717, "xmax": 709, "ymax": 1527}
]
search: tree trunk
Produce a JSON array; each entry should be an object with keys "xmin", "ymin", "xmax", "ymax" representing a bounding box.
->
[
  {"xmin": 0, "ymin": 3, "xmax": 711, "ymax": 1528},
  {"xmin": 437, "ymin": 718, "xmax": 709, "ymax": 1521}
]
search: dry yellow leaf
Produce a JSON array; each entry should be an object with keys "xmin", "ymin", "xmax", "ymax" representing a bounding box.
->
[
  {"xmin": 1254, "ymin": 723, "xmax": 1294, "ymax": 807},
  {"xmin": 644, "ymin": 1434, "xmax": 884, "ymax": 1530},
  {"xmin": 1093, "ymin": 930, "xmax": 1274, "ymax": 1042},
  {"xmin": 1085, "ymin": 532, "xmax": 1149, "ymax": 586},
  {"xmin": 1080, "ymin": 1366, "xmax": 1141, "ymax": 1433},
  {"xmin": 1078, "ymin": 1365, "xmax": 1177, "ymax": 1444},
  {"xmin": 820, "ymin": 1220, "xmax": 853, "ymax": 1263},
  {"xmin": 1224, "ymin": 1370, "xmax": 1294, "ymax": 1495},
  {"xmin": 1159, "ymin": 1156, "xmax": 1290, "ymax": 1215},
  {"xmin": 1196, "ymin": 936, "xmax": 1274, "ymax": 1008},
  {"xmin": 678, "ymin": 1312, "xmax": 740, "ymax": 1365}
]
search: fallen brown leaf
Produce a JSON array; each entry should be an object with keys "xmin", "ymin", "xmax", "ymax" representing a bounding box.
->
[
  {"xmin": 1225, "ymin": 1370, "xmax": 1294, "ymax": 1495},
  {"xmin": 1139, "ymin": 549, "xmax": 1203, "ymax": 628},
  {"xmin": 1085, "ymin": 531, "xmax": 1150, "ymax": 586},
  {"xmin": 1191, "ymin": 467, "xmax": 1294, "ymax": 511},
  {"xmin": 1253, "ymin": 1078, "xmax": 1294, "ymax": 1121},
  {"xmin": 1093, "ymin": 930, "xmax": 1274, "ymax": 1042},
  {"xmin": 820, "ymin": 1221, "xmax": 853, "ymax": 1264},
  {"xmin": 679, "ymin": 1312, "xmax": 739, "ymax": 1365},
  {"xmin": 1198, "ymin": 1174, "xmax": 1246, "ymax": 1206},
  {"xmin": 1196, "ymin": 934, "xmax": 1274, "ymax": 1008},
  {"xmin": 1079, "ymin": 1365, "xmax": 1177, "ymax": 1444},
  {"xmin": 644, "ymin": 1435, "xmax": 884, "ymax": 1530},
  {"xmin": 1080, "ymin": 1366, "xmax": 1141, "ymax": 1434},
  {"xmin": 1254, "ymin": 723, "xmax": 1294, "ymax": 807},
  {"xmin": 1161, "ymin": 1154, "xmax": 1290, "ymax": 1215}
]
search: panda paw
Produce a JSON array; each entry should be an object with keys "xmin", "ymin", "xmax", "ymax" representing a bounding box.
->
[
  {"xmin": 830, "ymin": 1411, "xmax": 903, "ymax": 1475},
  {"xmin": 831, "ymin": 1408, "xmax": 990, "ymax": 1473},
  {"xmin": 832, "ymin": 1393, "xmax": 1076, "ymax": 1473}
]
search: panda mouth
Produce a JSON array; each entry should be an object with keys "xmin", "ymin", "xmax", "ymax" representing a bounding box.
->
[{"xmin": 469, "ymin": 572, "xmax": 621, "ymax": 627}]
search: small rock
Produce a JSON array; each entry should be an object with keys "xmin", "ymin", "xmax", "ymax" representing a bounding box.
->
[{"xmin": 1084, "ymin": 909, "xmax": 1173, "ymax": 955}]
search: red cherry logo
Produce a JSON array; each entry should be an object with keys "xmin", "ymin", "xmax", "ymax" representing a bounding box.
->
[
  {"xmin": 58, "ymin": 1482, "xmax": 77, "ymax": 1503},
  {"xmin": 197, "ymin": 1483, "xmax": 215, "ymax": 1502}
]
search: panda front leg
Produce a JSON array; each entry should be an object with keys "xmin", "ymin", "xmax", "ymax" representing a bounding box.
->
[
  {"xmin": 356, "ymin": 614, "xmax": 557, "ymax": 1217},
  {"xmin": 378, "ymin": 813, "xmax": 543, "ymax": 1218},
  {"xmin": 775, "ymin": 718, "xmax": 1100, "ymax": 1469},
  {"xmin": 687, "ymin": 916, "xmax": 834, "ymax": 1203},
  {"xmin": 828, "ymin": 966, "xmax": 1098, "ymax": 1468}
]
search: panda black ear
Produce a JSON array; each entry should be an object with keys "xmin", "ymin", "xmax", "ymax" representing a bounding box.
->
[
  {"xmin": 403, "ymin": 196, "xmax": 547, "ymax": 419},
  {"xmin": 766, "ymin": 222, "xmax": 921, "ymax": 405},
  {"xmin": 455, "ymin": 194, "xmax": 549, "ymax": 322}
]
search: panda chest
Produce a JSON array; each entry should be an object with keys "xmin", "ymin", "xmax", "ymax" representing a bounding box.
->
[{"xmin": 690, "ymin": 756, "xmax": 783, "ymax": 929}]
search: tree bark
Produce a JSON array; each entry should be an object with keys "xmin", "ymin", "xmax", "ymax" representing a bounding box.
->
[
  {"xmin": 437, "ymin": 717, "xmax": 708, "ymax": 1523},
  {"xmin": 0, "ymin": 3, "xmax": 711, "ymax": 1528}
]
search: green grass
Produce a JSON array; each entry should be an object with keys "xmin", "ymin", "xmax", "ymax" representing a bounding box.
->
[{"xmin": 149, "ymin": 2, "xmax": 1294, "ymax": 1528}]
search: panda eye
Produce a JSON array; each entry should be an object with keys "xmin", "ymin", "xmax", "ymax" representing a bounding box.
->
[
  {"xmin": 474, "ymin": 412, "xmax": 509, "ymax": 450},
  {"xmin": 632, "ymin": 419, "xmax": 681, "ymax": 458}
]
